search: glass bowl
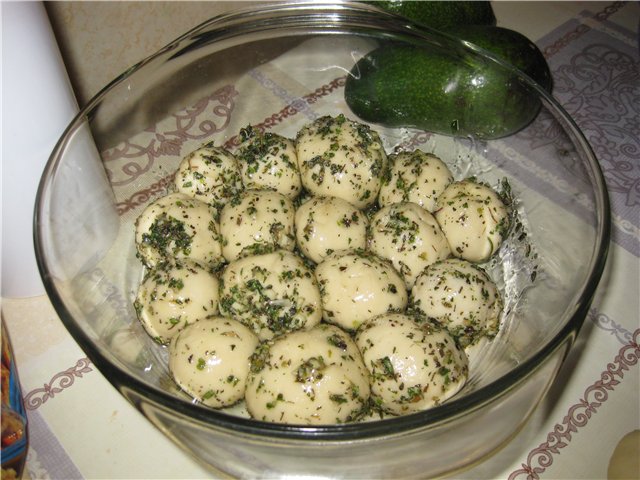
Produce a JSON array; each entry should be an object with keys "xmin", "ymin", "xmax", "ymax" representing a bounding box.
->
[{"xmin": 35, "ymin": 2, "xmax": 610, "ymax": 478}]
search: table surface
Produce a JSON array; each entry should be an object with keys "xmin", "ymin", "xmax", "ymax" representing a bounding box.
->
[{"xmin": 2, "ymin": 2, "xmax": 639, "ymax": 479}]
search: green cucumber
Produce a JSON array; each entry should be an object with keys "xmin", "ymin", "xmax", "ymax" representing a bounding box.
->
[
  {"xmin": 368, "ymin": 1, "xmax": 496, "ymax": 29},
  {"xmin": 344, "ymin": 42, "xmax": 543, "ymax": 139},
  {"xmin": 447, "ymin": 25, "xmax": 552, "ymax": 92},
  {"xmin": 369, "ymin": 1, "xmax": 550, "ymax": 90}
]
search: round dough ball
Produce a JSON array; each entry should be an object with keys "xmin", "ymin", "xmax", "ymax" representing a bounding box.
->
[
  {"xmin": 245, "ymin": 323, "xmax": 370, "ymax": 424},
  {"xmin": 219, "ymin": 250, "xmax": 322, "ymax": 340},
  {"xmin": 235, "ymin": 127, "xmax": 301, "ymax": 199},
  {"xmin": 315, "ymin": 250, "xmax": 407, "ymax": 331},
  {"xmin": 169, "ymin": 316, "xmax": 259, "ymax": 408},
  {"xmin": 410, "ymin": 258, "xmax": 502, "ymax": 347},
  {"xmin": 356, "ymin": 313, "xmax": 468, "ymax": 416},
  {"xmin": 174, "ymin": 142, "xmax": 243, "ymax": 211},
  {"xmin": 135, "ymin": 259, "xmax": 220, "ymax": 344},
  {"xmin": 219, "ymin": 189, "xmax": 295, "ymax": 261},
  {"xmin": 369, "ymin": 202, "xmax": 451, "ymax": 288},
  {"xmin": 295, "ymin": 196, "xmax": 368, "ymax": 264},
  {"xmin": 296, "ymin": 114, "xmax": 387, "ymax": 208},
  {"xmin": 378, "ymin": 150, "xmax": 453, "ymax": 212},
  {"xmin": 135, "ymin": 192, "xmax": 223, "ymax": 269},
  {"xmin": 434, "ymin": 179, "xmax": 510, "ymax": 263}
]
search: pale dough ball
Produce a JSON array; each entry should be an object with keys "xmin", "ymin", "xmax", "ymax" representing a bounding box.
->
[
  {"xmin": 411, "ymin": 258, "xmax": 502, "ymax": 348},
  {"xmin": 315, "ymin": 250, "xmax": 407, "ymax": 331},
  {"xmin": 135, "ymin": 259, "xmax": 220, "ymax": 344},
  {"xmin": 356, "ymin": 313, "xmax": 468, "ymax": 416},
  {"xmin": 219, "ymin": 250, "xmax": 322, "ymax": 340},
  {"xmin": 174, "ymin": 142, "xmax": 243, "ymax": 212},
  {"xmin": 169, "ymin": 316, "xmax": 259, "ymax": 408},
  {"xmin": 435, "ymin": 179, "xmax": 510, "ymax": 263},
  {"xmin": 295, "ymin": 196, "xmax": 368, "ymax": 264},
  {"xmin": 369, "ymin": 202, "xmax": 451, "ymax": 288},
  {"xmin": 219, "ymin": 189, "xmax": 295, "ymax": 261},
  {"xmin": 379, "ymin": 150, "xmax": 453, "ymax": 212},
  {"xmin": 134, "ymin": 192, "xmax": 223, "ymax": 269},
  {"xmin": 245, "ymin": 323, "xmax": 370, "ymax": 424},
  {"xmin": 296, "ymin": 114, "xmax": 387, "ymax": 208},
  {"xmin": 235, "ymin": 127, "xmax": 301, "ymax": 199}
]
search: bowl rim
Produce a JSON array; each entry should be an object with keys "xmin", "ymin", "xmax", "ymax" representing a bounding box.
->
[{"xmin": 34, "ymin": 1, "xmax": 611, "ymax": 441}]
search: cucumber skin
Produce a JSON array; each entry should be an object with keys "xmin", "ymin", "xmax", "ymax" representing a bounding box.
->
[
  {"xmin": 369, "ymin": 1, "xmax": 496, "ymax": 29},
  {"xmin": 447, "ymin": 26, "xmax": 552, "ymax": 92},
  {"xmin": 369, "ymin": 1, "xmax": 550, "ymax": 91},
  {"xmin": 344, "ymin": 44, "xmax": 542, "ymax": 140}
]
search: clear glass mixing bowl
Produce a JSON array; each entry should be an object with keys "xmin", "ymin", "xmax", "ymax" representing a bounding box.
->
[{"xmin": 35, "ymin": 2, "xmax": 609, "ymax": 478}]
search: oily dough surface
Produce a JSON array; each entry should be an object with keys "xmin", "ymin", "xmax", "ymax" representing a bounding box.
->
[
  {"xmin": 315, "ymin": 250, "xmax": 408, "ymax": 331},
  {"xmin": 295, "ymin": 195, "xmax": 368, "ymax": 264},
  {"xmin": 245, "ymin": 323, "xmax": 370, "ymax": 424}
]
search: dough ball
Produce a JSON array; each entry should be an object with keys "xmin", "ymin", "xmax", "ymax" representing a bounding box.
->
[
  {"xmin": 245, "ymin": 323, "xmax": 370, "ymax": 424},
  {"xmin": 135, "ymin": 259, "xmax": 220, "ymax": 344},
  {"xmin": 235, "ymin": 127, "xmax": 301, "ymax": 199},
  {"xmin": 410, "ymin": 258, "xmax": 502, "ymax": 347},
  {"xmin": 295, "ymin": 196, "xmax": 368, "ymax": 264},
  {"xmin": 219, "ymin": 189, "xmax": 295, "ymax": 261},
  {"xmin": 219, "ymin": 250, "xmax": 322, "ymax": 340},
  {"xmin": 434, "ymin": 179, "xmax": 510, "ymax": 262},
  {"xmin": 134, "ymin": 192, "xmax": 223, "ymax": 269},
  {"xmin": 296, "ymin": 114, "xmax": 387, "ymax": 208},
  {"xmin": 369, "ymin": 202, "xmax": 451, "ymax": 287},
  {"xmin": 315, "ymin": 250, "xmax": 407, "ymax": 331},
  {"xmin": 356, "ymin": 313, "xmax": 468, "ymax": 415},
  {"xmin": 174, "ymin": 142, "xmax": 243, "ymax": 212},
  {"xmin": 169, "ymin": 316, "xmax": 259, "ymax": 408},
  {"xmin": 379, "ymin": 150, "xmax": 453, "ymax": 212}
]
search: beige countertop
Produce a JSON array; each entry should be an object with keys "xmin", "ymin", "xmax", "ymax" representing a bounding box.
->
[{"xmin": 46, "ymin": 1, "xmax": 268, "ymax": 106}]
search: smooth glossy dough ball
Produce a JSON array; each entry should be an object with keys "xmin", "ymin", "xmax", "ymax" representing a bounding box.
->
[
  {"xmin": 219, "ymin": 250, "xmax": 322, "ymax": 340},
  {"xmin": 295, "ymin": 196, "xmax": 368, "ymax": 264},
  {"xmin": 245, "ymin": 323, "xmax": 370, "ymax": 424},
  {"xmin": 411, "ymin": 258, "xmax": 502, "ymax": 348},
  {"xmin": 174, "ymin": 142, "xmax": 243, "ymax": 211},
  {"xmin": 378, "ymin": 150, "xmax": 453, "ymax": 212},
  {"xmin": 235, "ymin": 127, "xmax": 301, "ymax": 199},
  {"xmin": 369, "ymin": 202, "xmax": 451, "ymax": 288},
  {"xmin": 169, "ymin": 316, "xmax": 259, "ymax": 408},
  {"xmin": 296, "ymin": 114, "xmax": 387, "ymax": 209},
  {"xmin": 134, "ymin": 192, "xmax": 223, "ymax": 269},
  {"xmin": 135, "ymin": 259, "xmax": 220, "ymax": 344},
  {"xmin": 355, "ymin": 313, "xmax": 468, "ymax": 415},
  {"xmin": 434, "ymin": 179, "xmax": 510, "ymax": 263},
  {"xmin": 315, "ymin": 250, "xmax": 407, "ymax": 331},
  {"xmin": 219, "ymin": 189, "xmax": 296, "ymax": 261}
]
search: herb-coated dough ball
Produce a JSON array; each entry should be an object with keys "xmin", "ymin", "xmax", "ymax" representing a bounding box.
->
[
  {"xmin": 356, "ymin": 313, "xmax": 468, "ymax": 415},
  {"xmin": 169, "ymin": 316, "xmax": 259, "ymax": 408},
  {"xmin": 434, "ymin": 179, "xmax": 510, "ymax": 263},
  {"xmin": 296, "ymin": 114, "xmax": 387, "ymax": 208},
  {"xmin": 219, "ymin": 250, "xmax": 322, "ymax": 340},
  {"xmin": 369, "ymin": 202, "xmax": 451, "ymax": 288},
  {"xmin": 174, "ymin": 142, "xmax": 243, "ymax": 212},
  {"xmin": 378, "ymin": 150, "xmax": 453, "ymax": 212},
  {"xmin": 135, "ymin": 192, "xmax": 223, "ymax": 269},
  {"xmin": 235, "ymin": 127, "xmax": 301, "ymax": 199},
  {"xmin": 410, "ymin": 258, "xmax": 502, "ymax": 348},
  {"xmin": 134, "ymin": 259, "xmax": 220, "ymax": 344},
  {"xmin": 295, "ymin": 196, "xmax": 368, "ymax": 264},
  {"xmin": 245, "ymin": 323, "xmax": 370, "ymax": 424},
  {"xmin": 219, "ymin": 189, "xmax": 295, "ymax": 261},
  {"xmin": 315, "ymin": 250, "xmax": 407, "ymax": 331}
]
